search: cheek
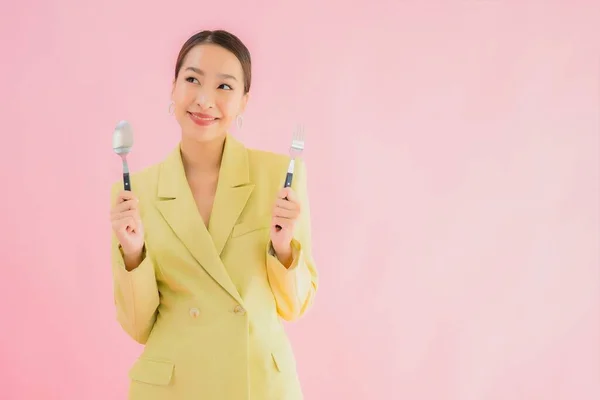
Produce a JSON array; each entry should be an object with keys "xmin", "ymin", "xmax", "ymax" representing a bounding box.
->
[
  {"xmin": 172, "ymin": 89, "xmax": 196, "ymax": 122},
  {"xmin": 174, "ymin": 86, "xmax": 195, "ymax": 106},
  {"xmin": 217, "ymin": 96, "xmax": 242, "ymax": 120}
]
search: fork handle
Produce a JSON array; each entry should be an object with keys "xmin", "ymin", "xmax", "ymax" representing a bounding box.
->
[
  {"xmin": 276, "ymin": 163, "xmax": 295, "ymax": 231},
  {"xmin": 284, "ymin": 172, "xmax": 293, "ymax": 188},
  {"xmin": 284, "ymin": 158, "xmax": 295, "ymax": 189},
  {"xmin": 276, "ymin": 173, "xmax": 294, "ymax": 231}
]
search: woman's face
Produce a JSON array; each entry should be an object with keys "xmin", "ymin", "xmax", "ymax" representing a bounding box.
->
[{"xmin": 171, "ymin": 43, "xmax": 248, "ymax": 143}]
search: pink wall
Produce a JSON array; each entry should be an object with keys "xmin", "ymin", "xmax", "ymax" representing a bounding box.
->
[{"xmin": 1, "ymin": 1, "xmax": 598, "ymax": 399}]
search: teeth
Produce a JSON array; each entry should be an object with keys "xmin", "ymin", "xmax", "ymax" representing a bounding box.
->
[{"xmin": 192, "ymin": 114, "xmax": 215, "ymax": 121}]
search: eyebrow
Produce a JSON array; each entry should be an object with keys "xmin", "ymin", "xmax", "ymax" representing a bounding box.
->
[{"xmin": 185, "ymin": 67, "xmax": 237, "ymax": 81}]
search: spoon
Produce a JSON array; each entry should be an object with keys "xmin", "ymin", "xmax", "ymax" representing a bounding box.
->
[{"xmin": 112, "ymin": 120, "xmax": 134, "ymax": 191}]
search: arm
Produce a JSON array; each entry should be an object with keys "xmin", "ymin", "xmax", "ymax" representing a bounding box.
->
[
  {"xmin": 266, "ymin": 160, "xmax": 319, "ymax": 321},
  {"xmin": 110, "ymin": 182, "xmax": 160, "ymax": 344}
]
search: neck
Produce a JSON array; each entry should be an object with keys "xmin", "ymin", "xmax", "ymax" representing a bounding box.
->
[{"xmin": 180, "ymin": 134, "xmax": 226, "ymax": 176}]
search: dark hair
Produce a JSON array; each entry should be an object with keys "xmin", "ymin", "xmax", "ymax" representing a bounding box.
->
[{"xmin": 174, "ymin": 30, "xmax": 252, "ymax": 93}]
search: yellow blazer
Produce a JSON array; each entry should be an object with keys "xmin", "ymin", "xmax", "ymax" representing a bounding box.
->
[{"xmin": 110, "ymin": 134, "xmax": 318, "ymax": 400}]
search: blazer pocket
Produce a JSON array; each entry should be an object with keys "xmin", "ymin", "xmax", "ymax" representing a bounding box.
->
[
  {"xmin": 129, "ymin": 358, "xmax": 174, "ymax": 386},
  {"xmin": 231, "ymin": 215, "xmax": 271, "ymax": 238}
]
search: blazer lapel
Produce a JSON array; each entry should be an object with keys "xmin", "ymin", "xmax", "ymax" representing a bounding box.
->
[
  {"xmin": 154, "ymin": 138, "xmax": 248, "ymax": 306},
  {"xmin": 209, "ymin": 135, "xmax": 254, "ymax": 256}
]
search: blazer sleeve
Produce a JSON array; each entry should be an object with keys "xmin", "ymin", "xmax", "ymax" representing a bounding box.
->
[
  {"xmin": 110, "ymin": 182, "xmax": 160, "ymax": 344},
  {"xmin": 266, "ymin": 159, "xmax": 319, "ymax": 321}
]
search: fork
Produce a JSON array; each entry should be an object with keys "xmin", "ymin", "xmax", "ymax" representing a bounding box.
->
[
  {"xmin": 275, "ymin": 124, "xmax": 305, "ymax": 231},
  {"xmin": 284, "ymin": 123, "xmax": 305, "ymax": 189}
]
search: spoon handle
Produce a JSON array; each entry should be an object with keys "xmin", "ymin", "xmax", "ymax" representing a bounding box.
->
[
  {"xmin": 121, "ymin": 156, "xmax": 132, "ymax": 191},
  {"xmin": 123, "ymin": 172, "xmax": 131, "ymax": 191}
]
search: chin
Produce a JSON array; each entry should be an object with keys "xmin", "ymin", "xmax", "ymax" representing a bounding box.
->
[{"xmin": 184, "ymin": 124, "xmax": 226, "ymax": 143}]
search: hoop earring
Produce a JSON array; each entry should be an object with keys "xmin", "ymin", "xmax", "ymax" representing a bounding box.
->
[
  {"xmin": 168, "ymin": 101, "xmax": 175, "ymax": 115},
  {"xmin": 236, "ymin": 114, "xmax": 243, "ymax": 130}
]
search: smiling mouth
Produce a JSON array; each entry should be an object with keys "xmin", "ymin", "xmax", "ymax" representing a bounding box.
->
[
  {"xmin": 188, "ymin": 112, "xmax": 219, "ymax": 126},
  {"xmin": 188, "ymin": 112, "xmax": 218, "ymax": 120}
]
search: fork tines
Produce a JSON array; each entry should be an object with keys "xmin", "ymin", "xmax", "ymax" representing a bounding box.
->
[{"xmin": 289, "ymin": 124, "xmax": 305, "ymax": 158}]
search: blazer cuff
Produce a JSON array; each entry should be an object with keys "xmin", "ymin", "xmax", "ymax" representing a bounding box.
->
[
  {"xmin": 265, "ymin": 239, "xmax": 314, "ymax": 318},
  {"xmin": 114, "ymin": 245, "xmax": 156, "ymax": 285},
  {"xmin": 267, "ymin": 239, "xmax": 303, "ymax": 272}
]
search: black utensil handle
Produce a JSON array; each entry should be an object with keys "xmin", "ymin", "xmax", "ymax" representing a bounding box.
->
[
  {"xmin": 275, "ymin": 172, "xmax": 294, "ymax": 231},
  {"xmin": 123, "ymin": 172, "xmax": 131, "ymax": 191},
  {"xmin": 284, "ymin": 172, "xmax": 293, "ymax": 188}
]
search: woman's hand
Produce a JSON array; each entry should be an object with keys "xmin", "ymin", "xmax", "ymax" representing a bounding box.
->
[
  {"xmin": 110, "ymin": 191, "xmax": 145, "ymax": 269},
  {"xmin": 270, "ymin": 187, "xmax": 301, "ymax": 267}
]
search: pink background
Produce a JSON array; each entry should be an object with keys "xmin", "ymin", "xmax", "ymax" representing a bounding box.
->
[{"xmin": 1, "ymin": 1, "xmax": 598, "ymax": 399}]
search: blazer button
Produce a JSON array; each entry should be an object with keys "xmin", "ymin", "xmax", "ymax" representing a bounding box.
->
[
  {"xmin": 189, "ymin": 307, "xmax": 200, "ymax": 318},
  {"xmin": 233, "ymin": 305, "xmax": 246, "ymax": 315}
]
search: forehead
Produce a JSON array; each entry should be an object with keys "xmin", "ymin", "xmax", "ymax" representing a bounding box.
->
[{"xmin": 181, "ymin": 44, "xmax": 243, "ymax": 77}]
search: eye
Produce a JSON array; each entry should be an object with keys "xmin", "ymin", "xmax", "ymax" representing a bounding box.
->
[
  {"xmin": 185, "ymin": 77, "xmax": 200, "ymax": 84},
  {"xmin": 219, "ymin": 83, "xmax": 233, "ymax": 90}
]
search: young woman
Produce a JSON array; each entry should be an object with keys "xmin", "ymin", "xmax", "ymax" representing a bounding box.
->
[{"xmin": 109, "ymin": 29, "xmax": 318, "ymax": 400}]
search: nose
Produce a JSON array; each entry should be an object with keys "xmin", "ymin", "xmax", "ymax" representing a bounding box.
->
[{"xmin": 196, "ymin": 90, "xmax": 214, "ymax": 109}]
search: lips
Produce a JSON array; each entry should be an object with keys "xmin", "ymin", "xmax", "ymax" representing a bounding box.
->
[{"xmin": 188, "ymin": 112, "xmax": 219, "ymax": 126}]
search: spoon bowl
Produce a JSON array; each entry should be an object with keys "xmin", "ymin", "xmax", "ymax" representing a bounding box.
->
[{"xmin": 112, "ymin": 120, "xmax": 134, "ymax": 191}]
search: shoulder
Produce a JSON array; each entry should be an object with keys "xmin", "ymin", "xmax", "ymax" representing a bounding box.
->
[
  {"xmin": 244, "ymin": 146, "xmax": 308, "ymax": 192},
  {"xmin": 247, "ymin": 146, "xmax": 307, "ymax": 171},
  {"xmin": 246, "ymin": 147, "xmax": 289, "ymax": 170}
]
